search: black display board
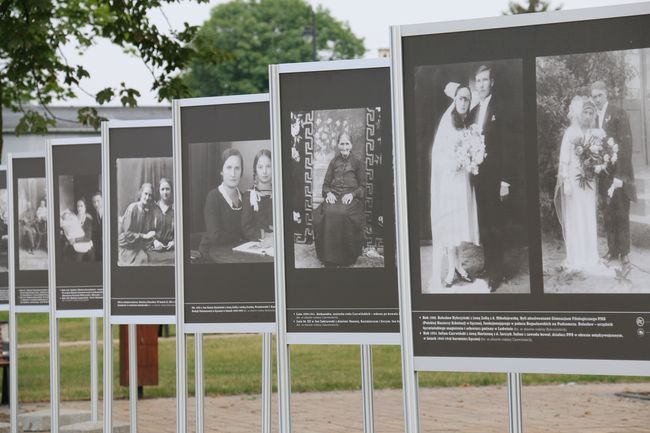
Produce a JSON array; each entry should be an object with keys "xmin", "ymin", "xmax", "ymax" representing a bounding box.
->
[
  {"xmin": 10, "ymin": 156, "xmax": 49, "ymax": 313},
  {"xmin": 50, "ymin": 140, "xmax": 103, "ymax": 317},
  {"xmin": 177, "ymin": 95, "xmax": 275, "ymax": 332},
  {"xmin": 106, "ymin": 122, "xmax": 175, "ymax": 323},
  {"xmin": 277, "ymin": 61, "xmax": 399, "ymax": 343},
  {"xmin": 397, "ymin": 5, "xmax": 650, "ymax": 373}
]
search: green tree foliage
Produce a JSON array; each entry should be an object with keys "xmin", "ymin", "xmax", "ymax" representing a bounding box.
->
[
  {"xmin": 503, "ymin": 0, "xmax": 562, "ymax": 14},
  {"xmin": 183, "ymin": 0, "xmax": 366, "ymax": 97},
  {"xmin": 536, "ymin": 52, "xmax": 634, "ymax": 234},
  {"xmin": 0, "ymin": 0, "xmax": 216, "ymax": 155}
]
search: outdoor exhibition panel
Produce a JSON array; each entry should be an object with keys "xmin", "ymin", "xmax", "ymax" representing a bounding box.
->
[
  {"xmin": 102, "ymin": 119, "xmax": 175, "ymax": 433},
  {"xmin": 48, "ymin": 138, "xmax": 103, "ymax": 318},
  {"xmin": 172, "ymin": 94, "xmax": 274, "ymax": 433},
  {"xmin": 391, "ymin": 3, "xmax": 650, "ymax": 379},
  {"xmin": 270, "ymin": 58, "xmax": 399, "ymax": 433},
  {"xmin": 103, "ymin": 119, "xmax": 176, "ymax": 325},
  {"xmin": 0, "ymin": 167, "xmax": 8, "ymax": 311},
  {"xmin": 271, "ymin": 59, "xmax": 400, "ymax": 346},
  {"xmin": 46, "ymin": 137, "xmax": 103, "ymax": 433},
  {"xmin": 174, "ymin": 94, "xmax": 275, "ymax": 333},
  {"xmin": 8, "ymin": 153, "xmax": 48, "ymax": 433}
]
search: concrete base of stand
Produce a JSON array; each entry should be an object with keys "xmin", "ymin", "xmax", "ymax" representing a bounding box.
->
[
  {"xmin": 18, "ymin": 409, "xmax": 91, "ymax": 431},
  {"xmin": 61, "ymin": 421, "xmax": 130, "ymax": 433}
]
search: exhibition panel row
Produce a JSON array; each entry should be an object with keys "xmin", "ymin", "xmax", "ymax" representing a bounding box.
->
[{"xmin": 2, "ymin": 3, "xmax": 649, "ymax": 433}]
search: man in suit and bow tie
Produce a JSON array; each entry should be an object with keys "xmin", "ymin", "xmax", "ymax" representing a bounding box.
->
[
  {"xmin": 469, "ymin": 64, "xmax": 514, "ymax": 291},
  {"xmin": 592, "ymin": 81, "xmax": 637, "ymax": 266}
]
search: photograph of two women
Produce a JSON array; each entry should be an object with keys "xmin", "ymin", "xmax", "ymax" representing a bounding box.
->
[{"xmin": 415, "ymin": 47, "xmax": 650, "ymax": 295}]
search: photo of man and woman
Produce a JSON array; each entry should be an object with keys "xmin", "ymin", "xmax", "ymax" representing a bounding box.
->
[
  {"xmin": 537, "ymin": 47, "xmax": 650, "ymax": 294},
  {"xmin": 116, "ymin": 157, "xmax": 174, "ymax": 267},
  {"xmin": 414, "ymin": 60, "xmax": 530, "ymax": 293},
  {"xmin": 58, "ymin": 175, "xmax": 102, "ymax": 263},
  {"xmin": 17, "ymin": 178, "xmax": 48, "ymax": 270},
  {"xmin": 289, "ymin": 107, "xmax": 386, "ymax": 269},
  {"xmin": 189, "ymin": 140, "xmax": 274, "ymax": 264}
]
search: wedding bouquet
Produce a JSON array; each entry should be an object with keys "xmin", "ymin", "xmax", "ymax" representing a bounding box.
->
[
  {"xmin": 574, "ymin": 128, "xmax": 618, "ymax": 189},
  {"xmin": 454, "ymin": 124, "xmax": 486, "ymax": 175}
]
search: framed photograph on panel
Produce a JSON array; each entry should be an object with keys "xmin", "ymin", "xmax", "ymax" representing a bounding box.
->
[
  {"xmin": 392, "ymin": 3, "xmax": 650, "ymax": 375},
  {"xmin": 272, "ymin": 59, "xmax": 399, "ymax": 345},
  {"xmin": 103, "ymin": 120, "xmax": 175, "ymax": 324},
  {"xmin": 8, "ymin": 154, "xmax": 49, "ymax": 313},
  {"xmin": 0, "ymin": 167, "xmax": 8, "ymax": 311},
  {"xmin": 47, "ymin": 138, "xmax": 103, "ymax": 318},
  {"xmin": 174, "ymin": 94, "xmax": 275, "ymax": 333}
]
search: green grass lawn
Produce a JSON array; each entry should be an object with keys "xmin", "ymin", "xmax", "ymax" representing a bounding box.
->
[{"xmin": 13, "ymin": 334, "xmax": 650, "ymax": 403}]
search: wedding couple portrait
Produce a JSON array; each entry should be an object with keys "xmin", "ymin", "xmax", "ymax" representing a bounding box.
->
[
  {"xmin": 415, "ymin": 60, "xmax": 530, "ymax": 294},
  {"xmin": 537, "ymin": 48, "xmax": 650, "ymax": 294}
]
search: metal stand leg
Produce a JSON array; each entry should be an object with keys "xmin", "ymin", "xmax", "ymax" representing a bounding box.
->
[
  {"xmin": 195, "ymin": 334, "xmax": 204, "ymax": 433},
  {"xmin": 49, "ymin": 316, "xmax": 59, "ymax": 433},
  {"xmin": 360, "ymin": 345, "xmax": 374, "ymax": 433},
  {"xmin": 507, "ymin": 373, "xmax": 523, "ymax": 433},
  {"xmin": 261, "ymin": 333, "xmax": 272, "ymax": 433},
  {"xmin": 128, "ymin": 324, "xmax": 138, "ymax": 433},
  {"xmin": 103, "ymin": 320, "xmax": 113, "ymax": 433},
  {"xmin": 9, "ymin": 313, "xmax": 17, "ymax": 433},
  {"xmin": 90, "ymin": 317, "xmax": 98, "ymax": 423}
]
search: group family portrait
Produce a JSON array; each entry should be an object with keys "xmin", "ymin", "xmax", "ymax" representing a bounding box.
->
[
  {"xmin": 189, "ymin": 140, "xmax": 274, "ymax": 264},
  {"xmin": 116, "ymin": 158, "xmax": 174, "ymax": 267},
  {"xmin": 17, "ymin": 177, "xmax": 48, "ymax": 270},
  {"xmin": 414, "ymin": 60, "xmax": 530, "ymax": 293},
  {"xmin": 289, "ymin": 107, "xmax": 386, "ymax": 269},
  {"xmin": 537, "ymin": 48, "xmax": 650, "ymax": 294},
  {"xmin": 58, "ymin": 175, "xmax": 102, "ymax": 263}
]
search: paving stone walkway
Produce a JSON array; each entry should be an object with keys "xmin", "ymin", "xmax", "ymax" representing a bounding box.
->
[{"xmin": 2, "ymin": 382, "xmax": 648, "ymax": 432}]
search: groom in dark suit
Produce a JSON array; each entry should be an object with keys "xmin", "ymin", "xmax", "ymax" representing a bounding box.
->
[
  {"xmin": 592, "ymin": 81, "xmax": 637, "ymax": 265},
  {"xmin": 469, "ymin": 64, "xmax": 514, "ymax": 291}
]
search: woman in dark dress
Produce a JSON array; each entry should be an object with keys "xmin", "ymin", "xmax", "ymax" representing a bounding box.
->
[
  {"xmin": 199, "ymin": 148, "xmax": 244, "ymax": 259},
  {"xmin": 242, "ymin": 149, "xmax": 273, "ymax": 244},
  {"xmin": 313, "ymin": 132, "xmax": 366, "ymax": 266}
]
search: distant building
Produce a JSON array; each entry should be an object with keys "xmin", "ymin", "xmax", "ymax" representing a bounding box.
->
[{"xmin": 1, "ymin": 105, "xmax": 171, "ymax": 163}]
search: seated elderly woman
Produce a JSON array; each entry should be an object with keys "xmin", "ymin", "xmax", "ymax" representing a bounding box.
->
[{"xmin": 313, "ymin": 132, "xmax": 366, "ymax": 267}]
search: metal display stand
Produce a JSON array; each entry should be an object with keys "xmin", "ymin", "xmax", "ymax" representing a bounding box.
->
[
  {"xmin": 172, "ymin": 95, "xmax": 276, "ymax": 433},
  {"xmin": 102, "ymin": 119, "xmax": 176, "ymax": 433},
  {"xmin": 269, "ymin": 60, "xmax": 398, "ymax": 433},
  {"xmin": 8, "ymin": 154, "xmax": 49, "ymax": 433},
  {"xmin": 47, "ymin": 137, "xmax": 103, "ymax": 433},
  {"xmin": 389, "ymin": 5, "xmax": 650, "ymax": 432}
]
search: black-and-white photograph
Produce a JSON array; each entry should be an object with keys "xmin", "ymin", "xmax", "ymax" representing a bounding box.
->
[
  {"xmin": 188, "ymin": 140, "xmax": 274, "ymax": 264},
  {"xmin": 116, "ymin": 157, "xmax": 174, "ymax": 267},
  {"xmin": 290, "ymin": 107, "xmax": 386, "ymax": 269},
  {"xmin": 414, "ymin": 60, "xmax": 529, "ymax": 294},
  {"xmin": 17, "ymin": 177, "xmax": 48, "ymax": 270},
  {"xmin": 0, "ymin": 188, "xmax": 7, "ymax": 272},
  {"xmin": 58, "ymin": 175, "xmax": 102, "ymax": 263},
  {"xmin": 537, "ymin": 48, "xmax": 650, "ymax": 294}
]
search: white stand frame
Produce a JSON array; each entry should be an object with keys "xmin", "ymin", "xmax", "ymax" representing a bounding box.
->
[
  {"xmin": 102, "ymin": 119, "xmax": 176, "ymax": 433},
  {"xmin": 172, "ymin": 96, "xmax": 276, "ymax": 433},
  {"xmin": 269, "ymin": 59, "xmax": 399, "ymax": 433},
  {"xmin": 8, "ymin": 153, "xmax": 49, "ymax": 433},
  {"xmin": 389, "ymin": 4, "xmax": 650, "ymax": 432},
  {"xmin": 47, "ymin": 137, "xmax": 103, "ymax": 433}
]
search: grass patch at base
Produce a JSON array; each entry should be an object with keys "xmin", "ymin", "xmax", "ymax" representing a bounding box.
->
[{"xmin": 15, "ymin": 335, "xmax": 650, "ymax": 403}]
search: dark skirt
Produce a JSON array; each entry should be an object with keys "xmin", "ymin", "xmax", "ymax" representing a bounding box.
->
[{"xmin": 313, "ymin": 198, "xmax": 364, "ymax": 266}]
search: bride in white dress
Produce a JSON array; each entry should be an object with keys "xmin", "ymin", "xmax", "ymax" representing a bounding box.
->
[
  {"xmin": 428, "ymin": 83, "xmax": 480, "ymax": 291},
  {"xmin": 555, "ymin": 96, "xmax": 611, "ymax": 274}
]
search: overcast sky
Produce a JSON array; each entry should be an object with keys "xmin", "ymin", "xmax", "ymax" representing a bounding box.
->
[{"xmin": 61, "ymin": 0, "xmax": 640, "ymax": 106}]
